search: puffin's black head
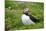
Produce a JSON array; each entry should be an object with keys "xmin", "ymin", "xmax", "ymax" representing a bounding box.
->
[{"xmin": 23, "ymin": 8, "xmax": 29, "ymax": 15}]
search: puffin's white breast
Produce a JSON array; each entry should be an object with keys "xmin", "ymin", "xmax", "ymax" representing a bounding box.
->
[{"xmin": 21, "ymin": 14, "xmax": 35, "ymax": 25}]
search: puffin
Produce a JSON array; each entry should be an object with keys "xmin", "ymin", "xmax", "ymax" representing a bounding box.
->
[{"xmin": 21, "ymin": 8, "xmax": 36, "ymax": 25}]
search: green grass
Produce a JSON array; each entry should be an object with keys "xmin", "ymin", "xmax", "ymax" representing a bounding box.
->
[{"xmin": 5, "ymin": 1, "xmax": 44, "ymax": 30}]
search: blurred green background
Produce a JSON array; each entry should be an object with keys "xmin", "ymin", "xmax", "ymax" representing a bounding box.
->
[{"xmin": 5, "ymin": 1, "xmax": 44, "ymax": 30}]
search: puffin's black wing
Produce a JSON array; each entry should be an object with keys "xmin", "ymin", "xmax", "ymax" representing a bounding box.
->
[{"xmin": 28, "ymin": 15, "xmax": 38, "ymax": 23}]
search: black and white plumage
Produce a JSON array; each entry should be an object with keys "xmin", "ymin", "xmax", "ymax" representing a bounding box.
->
[
  {"xmin": 21, "ymin": 14, "xmax": 35, "ymax": 25},
  {"xmin": 21, "ymin": 8, "xmax": 36, "ymax": 25},
  {"xmin": 28, "ymin": 15, "xmax": 38, "ymax": 23}
]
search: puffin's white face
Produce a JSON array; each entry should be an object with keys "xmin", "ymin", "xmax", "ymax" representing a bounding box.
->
[
  {"xmin": 24, "ymin": 8, "xmax": 29, "ymax": 13},
  {"xmin": 23, "ymin": 8, "xmax": 31, "ymax": 15}
]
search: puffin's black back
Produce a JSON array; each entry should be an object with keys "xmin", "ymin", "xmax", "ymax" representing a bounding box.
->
[
  {"xmin": 28, "ymin": 15, "xmax": 39, "ymax": 23},
  {"xmin": 23, "ymin": 12, "xmax": 39, "ymax": 23}
]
